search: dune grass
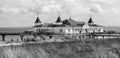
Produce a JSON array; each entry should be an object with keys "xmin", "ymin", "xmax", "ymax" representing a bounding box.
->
[{"xmin": 0, "ymin": 38, "xmax": 120, "ymax": 58}]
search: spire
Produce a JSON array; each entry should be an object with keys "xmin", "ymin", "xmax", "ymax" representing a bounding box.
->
[
  {"xmin": 56, "ymin": 11, "xmax": 62, "ymax": 23},
  {"xmin": 88, "ymin": 14, "xmax": 94, "ymax": 24},
  {"xmin": 69, "ymin": 12, "xmax": 72, "ymax": 20},
  {"xmin": 35, "ymin": 11, "xmax": 41, "ymax": 23}
]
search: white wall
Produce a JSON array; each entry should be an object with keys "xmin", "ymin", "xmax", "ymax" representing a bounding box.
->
[
  {"xmin": 34, "ymin": 26, "xmax": 103, "ymax": 35},
  {"xmin": 82, "ymin": 26, "xmax": 104, "ymax": 33}
]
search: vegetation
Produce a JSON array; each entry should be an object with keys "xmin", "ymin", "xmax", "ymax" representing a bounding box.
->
[{"xmin": 0, "ymin": 38, "xmax": 120, "ymax": 58}]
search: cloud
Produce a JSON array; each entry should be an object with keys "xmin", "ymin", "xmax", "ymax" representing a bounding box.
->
[
  {"xmin": 0, "ymin": 0, "xmax": 35, "ymax": 14},
  {"xmin": 0, "ymin": 0, "xmax": 92, "ymax": 15},
  {"xmin": 37, "ymin": 0, "xmax": 84, "ymax": 15},
  {"xmin": 42, "ymin": 4, "xmax": 62, "ymax": 13},
  {"xmin": 91, "ymin": 0, "xmax": 117, "ymax": 4},
  {"xmin": 0, "ymin": 0, "xmax": 118, "ymax": 15},
  {"xmin": 89, "ymin": 4, "xmax": 103, "ymax": 14},
  {"xmin": 90, "ymin": 0, "xmax": 119, "ymax": 15},
  {"xmin": 0, "ymin": 7, "xmax": 29, "ymax": 14},
  {"xmin": 109, "ymin": 8, "xmax": 119, "ymax": 14},
  {"xmin": 61, "ymin": 0, "xmax": 85, "ymax": 15},
  {"xmin": 0, "ymin": 0, "xmax": 85, "ymax": 16},
  {"xmin": 64, "ymin": 0, "xmax": 75, "ymax": 2},
  {"xmin": 0, "ymin": 0, "xmax": 63, "ymax": 14}
]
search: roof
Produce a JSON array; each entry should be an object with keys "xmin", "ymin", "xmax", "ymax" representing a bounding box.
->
[
  {"xmin": 88, "ymin": 23, "xmax": 103, "ymax": 27},
  {"xmin": 48, "ymin": 24, "xmax": 69, "ymax": 27},
  {"xmin": 88, "ymin": 17, "xmax": 94, "ymax": 23},
  {"xmin": 62, "ymin": 19, "xmax": 85, "ymax": 27},
  {"xmin": 33, "ymin": 25, "xmax": 43, "ymax": 27},
  {"xmin": 35, "ymin": 17, "xmax": 41, "ymax": 23},
  {"xmin": 33, "ymin": 18, "xmax": 103, "ymax": 27},
  {"xmin": 33, "ymin": 24, "xmax": 69, "ymax": 27},
  {"xmin": 56, "ymin": 16, "xmax": 62, "ymax": 23}
]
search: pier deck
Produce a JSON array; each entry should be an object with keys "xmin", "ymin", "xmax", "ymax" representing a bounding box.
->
[{"xmin": 0, "ymin": 32, "xmax": 120, "ymax": 42}]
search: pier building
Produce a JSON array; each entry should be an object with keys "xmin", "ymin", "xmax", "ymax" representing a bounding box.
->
[{"xmin": 33, "ymin": 14, "xmax": 103, "ymax": 36}]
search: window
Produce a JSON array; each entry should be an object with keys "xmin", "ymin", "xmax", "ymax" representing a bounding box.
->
[
  {"xmin": 60, "ymin": 29, "xmax": 63, "ymax": 32},
  {"xmin": 44, "ymin": 29, "xmax": 46, "ymax": 32},
  {"xmin": 76, "ymin": 33, "xmax": 79, "ymax": 36},
  {"xmin": 72, "ymin": 29, "xmax": 74, "ymax": 31},
  {"xmin": 39, "ymin": 29, "xmax": 41, "ymax": 32},
  {"xmin": 36, "ymin": 29, "xmax": 38, "ymax": 32},
  {"xmin": 72, "ymin": 33, "xmax": 74, "ymax": 36},
  {"xmin": 68, "ymin": 29, "xmax": 70, "ymax": 31},
  {"xmin": 79, "ymin": 31, "xmax": 81, "ymax": 33},
  {"xmin": 76, "ymin": 29, "xmax": 78, "ymax": 31},
  {"xmin": 46, "ymin": 29, "xmax": 49, "ymax": 31}
]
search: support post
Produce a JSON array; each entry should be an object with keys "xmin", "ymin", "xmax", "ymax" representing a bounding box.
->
[
  {"xmin": 102, "ymin": 36, "xmax": 104, "ymax": 39},
  {"xmin": 33, "ymin": 34, "xmax": 37, "ymax": 41},
  {"xmin": 1, "ymin": 35, "xmax": 5, "ymax": 41},
  {"xmin": 33, "ymin": 34, "xmax": 37, "ymax": 39},
  {"xmin": 20, "ymin": 34, "xmax": 24, "ymax": 42}
]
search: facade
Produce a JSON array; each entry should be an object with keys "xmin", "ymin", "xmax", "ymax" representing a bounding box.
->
[
  {"xmin": 82, "ymin": 17, "xmax": 103, "ymax": 33},
  {"xmin": 33, "ymin": 15, "xmax": 103, "ymax": 35}
]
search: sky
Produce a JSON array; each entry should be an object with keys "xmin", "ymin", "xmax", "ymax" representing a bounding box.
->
[{"xmin": 0, "ymin": 0, "xmax": 120, "ymax": 27}]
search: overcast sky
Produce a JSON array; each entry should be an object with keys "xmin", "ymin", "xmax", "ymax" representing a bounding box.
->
[{"xmin": 0, "ymin": 0, "xmax": 120, "ymax": 27}]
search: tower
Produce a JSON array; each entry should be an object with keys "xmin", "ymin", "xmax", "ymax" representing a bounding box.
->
[
  {"xmin": 69, "ymin": 12, "xmax": 72, "ymax": 20},
  {"xmin": 34, "ymin": 11, "xmax": 42, "ymax": 26},
  {"xmin": 88, "ymin": 14, "xmax": 94, "ymax": 24},
  {"xmin": 35, "ymin": 16, "xmax": 42, "ymax": 26},
  {"xmin": 55, "ymin": 11, "xmax": 62, "ymax": 24}
]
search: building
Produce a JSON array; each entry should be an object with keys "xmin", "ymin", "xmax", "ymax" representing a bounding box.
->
[
  {"xmin": 82, "ymin": 17, "xmax": 103, "ymax": 33},
  {"xmin": 33, "ymin": 15, "xmax": 103, "ymax": 36}
]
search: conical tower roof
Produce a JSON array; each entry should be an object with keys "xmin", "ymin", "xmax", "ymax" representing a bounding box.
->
[
  {"xmin": 69, "ymin": 17, "xmax": 72, "ymax": 20},
  {"xmin": 56, "ymin": 16, "xmax": 62, "ymax": 23},
  {"xmin": 56, "ymin": 11, "xmax": 62, "ymax": 23},
  {"xmin": 69, "ymin": 12, "xmax": 72, "ymax": 20},
  {"xmin": 88, "ymin": 17, "xmax": 94, "ymax": 23},
  {"xmin": 35, "ymin": 17, "xmax": 41, "ymax": 23}
]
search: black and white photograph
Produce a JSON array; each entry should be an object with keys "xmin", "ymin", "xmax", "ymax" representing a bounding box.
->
[{"xmin": 0, "ymin": 0, "xmax": 120, "ymax": 58}]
